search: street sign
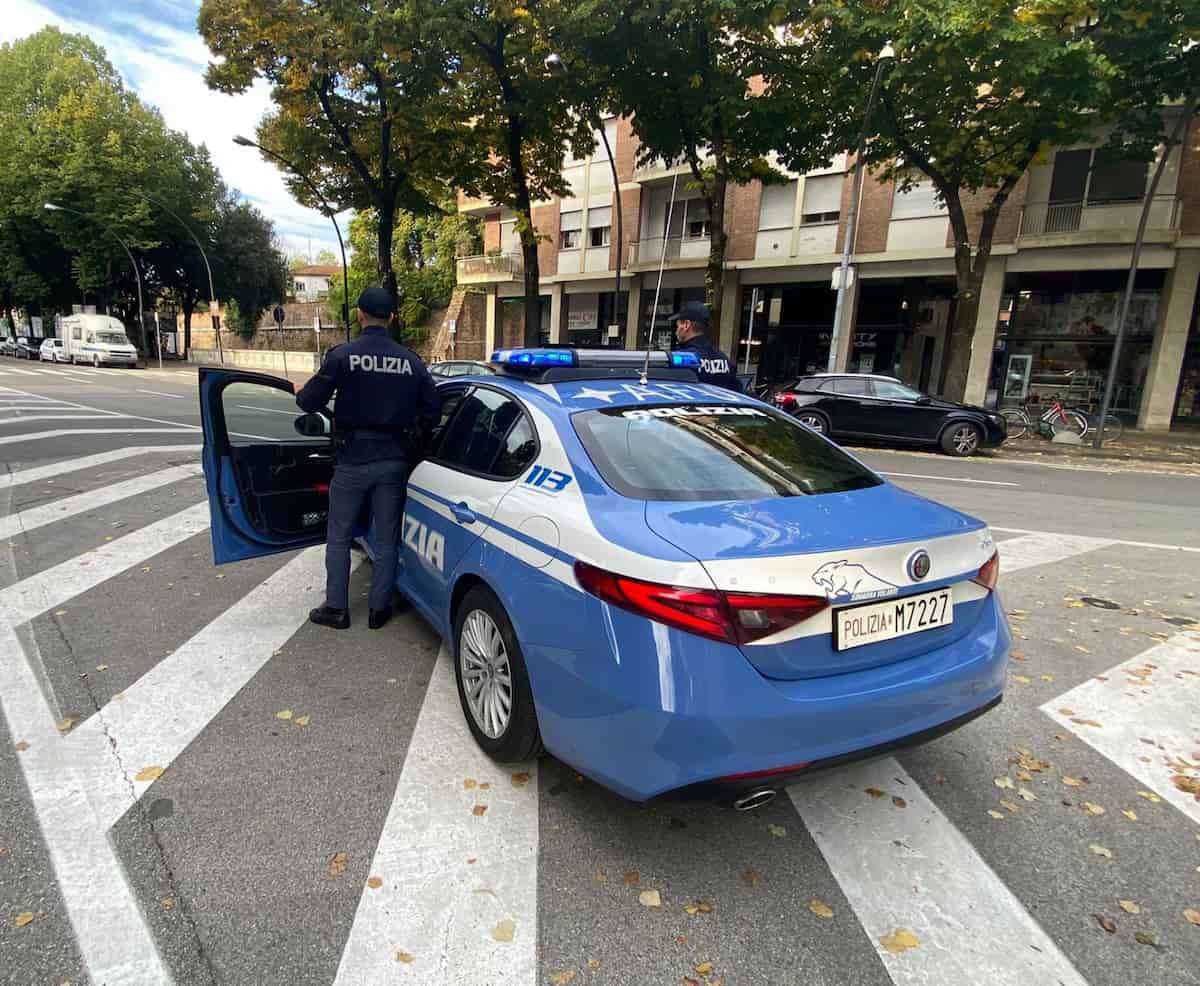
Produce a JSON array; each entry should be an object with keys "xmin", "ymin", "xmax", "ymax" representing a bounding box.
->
[
  {"xmin": 831, "ymin": 266, "xmax": 856, "ymax": 290},
  {"xmin": 209, "ymin": 299, "xmax": 220, "ymax": 315},
  {"xmin": 448, "ymin": 318, "xmax": 457, "ymax": 335}
]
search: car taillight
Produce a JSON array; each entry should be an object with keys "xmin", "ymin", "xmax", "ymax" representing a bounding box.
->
[
  {"xmin": 773, "ymin": 392, "xmax": 797, "ymax": 407},
  {"xmin": 574, "ymin": 562, "xmax": 828, "ymax": 645},
  {"xmin": 973, "ymin": 550, "xmax": 999, "ymax": 591}
]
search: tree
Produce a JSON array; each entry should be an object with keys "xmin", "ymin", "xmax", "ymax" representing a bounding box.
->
[
  {"xmin": 574, "ymin": 0, "xmax": 792, "ymax": 336},
  {"xmin": 436, "ymin": 0, "xmax": 595, "ymax": 346},
  {"xmin": 791, "ymin": 0, "xmax": 1200, "ymax": 400},
  {"xmin": 213, "ymin": 193, "xmax": 288, "ymax": 336},
  {"xmin": 199, "ymin": 0, "xmax": 475, "ymax": 311}
]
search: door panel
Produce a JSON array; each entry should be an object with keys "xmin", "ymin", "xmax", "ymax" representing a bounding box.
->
[
  {"xmin": 200, "ymin": 368, "xmax": 333, "ymax": 564},
  {"xmin": 869, "ymin": 379, "xmax": 946, "ymax": 441},
  {"xmin": 826, "ymin": 377, "xmax": 873, "ymax": 433}
]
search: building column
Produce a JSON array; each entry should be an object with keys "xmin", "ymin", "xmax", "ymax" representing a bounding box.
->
[
  {"xmin": 624, "ymin": 274, "xmax": 643, "ymax": 350},
  {"xmin": 548, "ymin": 283, "xmax": 567, "ymax": 344},
  {"xmin": 962, "ymin": 256, "xmax": 1008, "ymax": 406},
  {"xmin": 483, "ymin": 286, "xmax": 499, "ymax": 355},
  {"xmin": 829, "ymin": 274, "xmax": 860, "ymax": 372},
  {"xmin": 1139, "ymin": 249, "xmax": 1200, "ymax": 431},
  {"xmin": 718, "ymin": 270, "xmax": 740, "ymax": 355}
]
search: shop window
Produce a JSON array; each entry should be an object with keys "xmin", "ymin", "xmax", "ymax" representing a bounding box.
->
[
  {"xmin": 759, "ymin": 180, "xmax": 798, "ymax": 230},
  {"xmin": 891, "ymin": 177, "xmax": 946, "ymax": 220},
  {"xmin": 801, "ymin": 174, "xmax": 842, "ymax": 225}
]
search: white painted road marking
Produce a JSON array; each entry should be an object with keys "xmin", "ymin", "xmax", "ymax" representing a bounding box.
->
[
  {"xmin": 0, "ymin": 384, "xmax": 203, "ymax": 431},
  {"xmin": 0, "ymin": 413, "xmax": 123, "ymax": 427},
  {"xmin": 334, "ymin": 648, "xmax": 539, "ymax": 985},
  {"xmin": 994, "ymin": 531, "xmax": 1115, "ymax": 572},
  {"xmin": 993, "ymin": 525, "xmax": 1200, "ymax": 555},
  {"xmin": 0, "ymin": 462, "xmax": 203, "ymax": 540},
  {"xmin": 0, "ymin": 427, "xmax": 198, "ymax": 446},
  {"xmin": 789, "ymin": 759, "xmax": 1087, "ymax": 986},
  {"xmin": 0, "ymin": 445, "xmax": 201, "ymax": 490},
  {"xmin": 883, "ymin": 471, "xmax": 1020, "ymax": 487},
  {"xmin": 0, "ymin": 501, "xmax": 210, "ymax": 624},
  {"xmin": 136, "ymin": 389, "xmax": 187, "ymax": 399},
  {"xmin": 236, "ymin": 403, "xmax": 297, "ymax": 416},
  {"xmin": 1043, "ymin": 630, "xmax": 1200, "ymax": 827}
]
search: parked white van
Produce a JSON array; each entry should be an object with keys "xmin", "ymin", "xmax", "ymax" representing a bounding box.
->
[{"xmin": 59, "ymin": 314, "xmax": 139, "ymax": 367}]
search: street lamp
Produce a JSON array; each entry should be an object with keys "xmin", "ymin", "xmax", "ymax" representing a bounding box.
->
[
  {"xmin": 44, "ymin": 203, "xmax": 148, "ymax": 364},
  {"xmin": 828, "ymin": 42, "xmax": 895, "ymax": 373},
  {"xmin": 545, "ymin": 53, "xmax": 626, "ymax": 346},
  {"xmin": 138, "ymin": 191, "xmax": 223, "ymax": 364},
  {"xmin": 233, "ymin": 135, "xmax": 351, "ymax": 343}
]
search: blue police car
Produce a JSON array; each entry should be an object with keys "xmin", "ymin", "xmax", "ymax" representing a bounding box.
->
[{"xmin": 199, "ymin": 349, "xmax": 1008, "ymax": 805}]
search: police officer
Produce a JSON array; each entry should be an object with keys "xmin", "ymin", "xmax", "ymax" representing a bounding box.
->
[
  {"xmin": 297, "ymin": 287, "xmax": 441, "ymax": 631},
  {"xmin": 670, "ymin": 301, "xmax": 741, "ymax": 391}
]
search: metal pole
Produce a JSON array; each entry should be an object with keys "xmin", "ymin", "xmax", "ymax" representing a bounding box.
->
[
  {"xmin": 596, "ymin": 117, "xmax": 623, "ymax": 344},
  {"xmin": 643, "ymin": 171, "xmax": 680, "ymax": 384},
  {"xmin": 829, "ymin": 54, "xmax": 891, "ymax": 373},
  {"xmin": 1093, "ymin": 101, "xmax": 1196, "ymax": 448},
  {"xmin": 154, "ymin": 309, "xmax": 163, "ymax": 370},
  {"xmin": 745, "ymin": 286, "xmax": 759, "ymax": 375}
]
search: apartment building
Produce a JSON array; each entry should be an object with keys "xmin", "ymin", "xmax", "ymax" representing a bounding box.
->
[{"xmin": 457, "ymin": 112, "xmax": 1200, "ymax": 432}]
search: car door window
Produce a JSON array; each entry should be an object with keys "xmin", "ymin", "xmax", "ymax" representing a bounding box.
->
[
  {"xmin": 221, "ymin": 381, "xmax": 326, "ymax": 446},
  {"xmin": 873, "ymin": 380, "xmax": 924, "ymax": 401},
  {"xmin": 832, "ymin": 377, "xmax": 869, "ymax": 396},
  {"xmin": 492, "ymin": 415, "xmax": 538, "ymax": 478},
  {"xmin": 435, "ymin": 388, "xmax": 532, "ymax": 478},
  {"xmin": 429, "ymin": 386, "xmax": 471, "ymax": 451}
]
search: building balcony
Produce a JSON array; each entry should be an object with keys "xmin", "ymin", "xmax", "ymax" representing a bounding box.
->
[
  {"xmin": 456, "ymin": 253, "xmax": 523, "ymax": 285},
  {"xmin": 1018, "ymin": 195, "xmax": 1180, "ymax": 243},
  {"xmin": 627, "ymin": 235, "xmax": 711, "ymax": 268}
]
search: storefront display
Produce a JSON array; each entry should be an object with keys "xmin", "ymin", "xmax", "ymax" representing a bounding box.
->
[{"xmin": 1174, "ymin": 309, "xmax": 1200, "ymax": 425}]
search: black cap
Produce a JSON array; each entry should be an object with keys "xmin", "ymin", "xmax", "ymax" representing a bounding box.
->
[
  {"xmin": 356, "ymin": 287, "xmax": 394, "ymax": 320},
  {"xmin": 669, "ymin": 301, "xmax": 710, "ymax": 326}
]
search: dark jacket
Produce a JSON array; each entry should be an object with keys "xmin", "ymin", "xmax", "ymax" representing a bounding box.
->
[
  {"xmin": 675, "ymin": 334, "xmax": 741, "ymax": 392},
  {"xmin": 297, "ymin": 325, "xmax": 441, "ymax": 465}
]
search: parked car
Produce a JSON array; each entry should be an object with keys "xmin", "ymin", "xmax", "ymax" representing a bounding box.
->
[
  {"xmin": 197, "ymin": 349, "xmax": 1008, "ymax": 805},
  {"xmin": 773, "ymin": 373, "xmax": 1007, "ymax": 457},
  {"xmin": 40, "ymin": 338, "xmax": 67, "ymax": 362},
  {"xmin": 430, "ymin": 359, "xmax": 496, "ymax": 379},
  {"xmin": 0, "ymin": 337, "xmax": 17, "ymax": 357},
  {"xmin": 14, "ymin": 337, "xmax": 38, "ymax": 359}
]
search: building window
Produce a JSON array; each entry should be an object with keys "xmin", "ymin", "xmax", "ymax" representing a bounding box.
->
[
  {"xmin": 758, "ymin": 180, "xmax": 797, "ymax": 230},
  {"xmin": 590, "ymin": 226, "xmax": 611, "ymax": 247},
  {"xmin": 588, "ymin": 206, "xmax": 612, "ymax": 248},
  {"xmin": 560, "ymin": 210, "xmax": 582, "ymax": 250},
  {"xmin": 800, "ymin": 174, "xmax": 842, "ymax": 225},
  {"xmin": 1050, "ymin": 148, "xmax": 1149, "ymax": 205},
  {"xmin": 891, "ymin": 176, "xmax": 947, "ymax": 220},
  {"xmin": 500, "ymin": 218, "xmax": 517, "ymax": 254}
]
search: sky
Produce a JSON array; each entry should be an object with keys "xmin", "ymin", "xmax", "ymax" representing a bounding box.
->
[{"xmin": 2, "ymin": 0, "xmax": 346, "ymax": 261}]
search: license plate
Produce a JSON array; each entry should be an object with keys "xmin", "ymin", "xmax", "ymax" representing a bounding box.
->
[{"xmin": 833, "ymin": 588, "xmax": 953, "ymax": 651}]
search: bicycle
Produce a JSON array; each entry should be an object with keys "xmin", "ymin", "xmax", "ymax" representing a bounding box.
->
[{"xmin": 999, "ymin": 400, "xmax": 1124, "ymax": 442}]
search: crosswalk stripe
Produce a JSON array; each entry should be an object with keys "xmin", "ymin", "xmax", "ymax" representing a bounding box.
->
[
  {"xmin": 0, "ymin": 501, "xmax": 210, "ymax": 624},
  {"xmin": 0, "ymin": 444, "xmax": 201, "ymax": 490},
  {"xmin": 0, "ymin": 427, "xmax": 198, "ymax": 446},
  {"xmin": 1043, "ymin": 629, "xmax": 1200, "ymax": 826},
  {"xmin": 0, "ymin": 463, "xmax": 203, "ymax": 540},
  {"xmin": 68, "ymin": 545, "xmax": 358, "ymax": 829},
  {"xmin": 0, "ymin": 413, "xmax": 123, "ymax": 427},
  {"xmin": 0, "ymin": 405, "xmax": 88, "ymax": 412},
  {"xmin": 789, "ymin": 759, "xmax": 1087, "ymax": 986},
  {"xmin": 995, "ymin": 531, "xmax": 1115, "ymax": 573},
  {"xmin": 0, "ymin": 366, "xmax": 41, "ymax": 375},
  {"xmin": 334, "ymin": 647, "xmax": 539, "ymax": 985},
  {"xmin": 993, "ymin": 525, "xmax": 1200, "ymax": 555}
]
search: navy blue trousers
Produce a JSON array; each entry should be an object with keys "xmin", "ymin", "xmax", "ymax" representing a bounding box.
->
[{"xmin": 324, "ymin": 459, "xmax": 407, "ymax": 611}]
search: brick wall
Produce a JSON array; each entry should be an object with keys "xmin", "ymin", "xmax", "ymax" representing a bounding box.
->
[
  {"xmin": 533, "ymin": 204, "xmax": 559, "ymax": 276},
  {"xmin": 616, "ymin": 117, "xmax": 639, "ymax": 182},
  {"xmin": 1178, "ymin": 115, "xmax": 1200, "ymax": 237},
  {"xmin": 500, "ymin": 298, "xmax": 526, "ymax": 348},
  {"xmin": 483, "ymin": 211, "xmax": 502, "ymax": 253},
  {"xmin": 845, "ymin": 163, "xmax": 895, "ymax": 254},
  {"xmin": 725, "ymin": 181, "xmax": 762, "ymax": 261},
  {"xmin": 611, "ymin": 186, "xmax": 642, "ymax": 270},
  {"xmin": 947, "ymin": 172, "xmax": 1030, "ymax": 248}
]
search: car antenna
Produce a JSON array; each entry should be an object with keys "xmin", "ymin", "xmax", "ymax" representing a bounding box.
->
[{"xmin": 642, "ymin": 170, "xmax": 679, "ymax": 385}]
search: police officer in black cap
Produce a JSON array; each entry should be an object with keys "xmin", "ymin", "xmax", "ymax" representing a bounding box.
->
[
  {"xmin": 670, "ymin": 300, "xmax": 741, "ymax": 392},
  {"xmin": 297, "ymin": 287, "xmax": 441, "ymax": 631}
]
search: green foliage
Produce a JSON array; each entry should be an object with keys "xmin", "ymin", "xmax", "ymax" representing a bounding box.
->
[{"xmin": 214, "ymin": 195, "xmax": 288, "ymax": 336}]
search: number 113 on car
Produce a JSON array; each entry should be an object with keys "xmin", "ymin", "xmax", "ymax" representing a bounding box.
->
[{"xmin": 834, "ymin": 588, "xmax": 954, "ymax": 651}]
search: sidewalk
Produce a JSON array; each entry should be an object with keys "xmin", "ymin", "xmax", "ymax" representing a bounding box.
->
[{"xmin": 982, "ymin": 428, "xmax": 1200, "ymax": 475}]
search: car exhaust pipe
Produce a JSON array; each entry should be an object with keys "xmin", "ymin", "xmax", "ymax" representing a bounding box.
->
[{"xmin": 733, "ymin": 788, "xmax": 778, "ymax": 812}]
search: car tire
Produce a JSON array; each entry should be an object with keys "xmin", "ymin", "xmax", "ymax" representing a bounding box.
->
[
  {"xmin": 941, "ymin": 421, "xmax": 983, "ymax": 457},
  {"xmin": 794, "ymin": 410, "xmax": 829, "ymax": 435},
  {"xmin": 453, "ymin": 584, "xmax": 544, "ymax": 763}
]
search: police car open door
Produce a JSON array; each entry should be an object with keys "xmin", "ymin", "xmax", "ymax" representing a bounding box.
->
[{"xmin": 199, "ymin": 367, "xmax": 334, "ymax": 563}]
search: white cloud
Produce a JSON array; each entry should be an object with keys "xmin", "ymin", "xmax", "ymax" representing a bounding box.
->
[{"xmin": 1, "ymin": 0, "xmax": 347, "ymax": 262}]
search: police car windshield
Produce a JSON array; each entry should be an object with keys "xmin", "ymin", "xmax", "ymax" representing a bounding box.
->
[{"xmin": 573, "ymin": 405, "xmax": 881, "ymax": 501}]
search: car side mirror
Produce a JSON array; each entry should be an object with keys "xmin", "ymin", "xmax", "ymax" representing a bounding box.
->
[
  {"xmin": 916, "ymin": 396, "xmax": 933, "ymax": 405},
  {"xmin": 294, "ymin": 412, "xmax": 331, "ymax": 438}
]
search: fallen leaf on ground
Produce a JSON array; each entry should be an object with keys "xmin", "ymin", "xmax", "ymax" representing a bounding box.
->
[
  {"xmin": 1093, "ymin": 913, "xmax": 1117, "ymax": 934},
  {"xmin": 1012, "ymin": 674, "xmax": 1032, "ymax": 684},
  {"xmin": 809, "ymin": 899, "xmax": 834, "ymax": 919},
  {"xmin": 134, "ymin": 766, "xmax": 164, "ymax": 783},
  {"xmin": 55, "ymin": 718, "xmax": 75, "ymax": 733},
  {"xmin": 294, "ymin": 715, "xmax": 311, "ymax": 727},
  {"xmin": 463, "ymin": 778, "xmax": 477, "ymax": 789},
  {"xmin": 994, "ymin": 776, "xmax": 1015, "ymax": 790},
  {"xmin": 53, "ymin": 610, "xmax": 66, "ymax": 617},
  {"xmin": 1118, "ymin": 900, "xmax": 1141, "ymax": 914},
  {"xmin": 683, "ymin": 901, "xmax": 713, "ymax": 915},
  {"xmin": 1134, "ymin": 932, "xmax": 1157, "ymax": 946},
  {"xmin": 742, "ymin": 868, "xmax": 762, "ymax": 887},
  {"xmin": 593, "ymin": 871, "xmax": 606, "ymax": 882},
  {"xmin": 1172, "ymin": 774, "xmax": 1200, "ymax": 798},
  {"xmin": 95, "ymin": 664, "xmax": 108, "ymax": 672},
  {"xmin": 1063, "ymin": 777, "xmax": 1085, "ymax": 787},
  {"xmin": 934, "ymin": 773, "xmax": 947, "ymax": 784},
  {"xmin": 623, "ymin": 870, "xmax": 639, "ymax": 886},
  {"xmin": 1001, "ymin": 799, "xmax": 1019, "ymax": 813},
  {"xmin": 274, "ymin": 709, "xmax": 293, "ymax": 721},
  {"xmin": 548, "ymin": 972, "xmax": 575, "ymax": 986},
  {"xmin": 1089, "ymin": 844, "xmax": 1113, "ymax": 859},
  {"xmin": 1184, "ymin": 908, "xmax": 1200, "ymax": 926},
  {"xmin": 161, "ymin": 897, "xmax": 175, "ymax": 909},
  {"xmin": 1082, "ymin": 802, "xmax": 1106, "ymax": 816},
  {"xmin": 694, "ymin": 961, "xmax": 714, "ymax": 976},
  {"xmin": 1121, "ymin": 809, "xmax": 1138, "ymax": 821},
  {"xmin": 472, "ymin": 805, "xmax": 487, "ymax": 817},
  {"xmin": 395, "ymin": 950, "xmax": 415, "ymax": 963},
  {"xmin": 587, "ymin": 959, "xmax": 601, "ymax": 970},
  {"xmin": 511, "ymin": 771, "xmax": 531, "ymax": 787},
  {"xmin": 879, "ymin": 928, "xmax": 919, "ymax": 954},
  {"xmin": 1071, "ymin": 718, "xmax": 1102, "ymax": 728},
  {"xmin": 14, "ymin": 911, "xmax": 35, "ymax": 928},
  {"xmin": 366, "ymin": 876, "xmax": 382, "ymax": 889},
  {"xmin": 892, "ymin": 796, "xmax": 907, "ymax": 808},
  {"xmin": 1018, "ymin": 787, "xmax": 1037, "ymax": 802},
  {"xmin": 864, "ymin": 787, "xmax": 886, "ymax": 798},
  {"xmin": 768, "ymin": 824, "xmax": 787, "ymax": 837},
  {"xmin": 638, "ymin": 889, "xmax": 661, "ymax": 908},
  {"xmin": 491, "ymin": 919, "xmax": 515, "ymax": 942},
  {"xmin": 1137, "ymin": 790, "xmax": 1162, "ymax": 803},
  {"xmin": 988, "ymin": 810, "xmax": 1005, "ymax": 819},
  {"xmin": 14, "ymin": 741, "xmax": 28, "ymax": 752},
  {"xmin": 327, "ymin": 851, "xmax": 347, "ymax": 877}
]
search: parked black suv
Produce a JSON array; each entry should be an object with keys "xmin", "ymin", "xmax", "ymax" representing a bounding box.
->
[{"xmin": 773, "ymin": 373, "xmax": 1007, "ymax": 456}]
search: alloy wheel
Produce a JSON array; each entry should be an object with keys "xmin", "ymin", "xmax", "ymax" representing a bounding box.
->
[
  {"xmin": 952, "ymin": 424, "xmax": 980, "ymax": 455},
  {"xmin": 459, "ymin": 609, "xmax": 513, "ymax": 739},
  {"xmin": 797, "ymin": 413, "xmax": 826, "ymax": 434}
]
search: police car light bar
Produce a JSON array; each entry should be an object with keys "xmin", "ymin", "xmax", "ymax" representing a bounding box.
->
[{"xmin": 491, "ymin": 348, "xmax": 699, "ymax": 373}]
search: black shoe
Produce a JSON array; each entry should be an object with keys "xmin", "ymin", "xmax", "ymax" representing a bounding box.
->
[
  {"xmin": 309, "ymin": 605, "xmax": 350, "ymax": 630},
  {"xmin": 368, "ymin": 606, "xmax": 393, "ymax": 630}
]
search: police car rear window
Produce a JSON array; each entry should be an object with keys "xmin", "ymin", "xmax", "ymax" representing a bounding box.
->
[{"xmin": 573, "ymin": 405, "xmax": 881, "ymax": 501}]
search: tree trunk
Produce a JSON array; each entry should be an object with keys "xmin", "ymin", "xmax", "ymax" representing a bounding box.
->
[
  {"xmin": 377, "ymin": 199, "xmax": 400, "ymax": 340},
  {"xmin": 182, "ymin": 298, "xmax": 194, "ymax": 356},
  {"xmin": 504, "ymin": 112, "xmax": 540, "ymax": 346},
  {"xmin": 704, "ymin": 152, "xmax": 730, "ymax": 344}
]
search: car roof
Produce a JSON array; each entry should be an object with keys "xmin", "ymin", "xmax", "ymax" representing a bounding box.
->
[{"xmin": 798, "ymin": 372, "xmax": 902, "ymax": 383}]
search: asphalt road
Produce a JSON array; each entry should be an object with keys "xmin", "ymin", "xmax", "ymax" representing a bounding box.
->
[{"xmin": 1, "ymin": 358, "xmax": 1198, "ymax": 986}]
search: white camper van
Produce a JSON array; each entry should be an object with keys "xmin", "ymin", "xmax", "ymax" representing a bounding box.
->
[{"xmin": 59, "ymin": 314, "xmax": 139, "ymax": 367}]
